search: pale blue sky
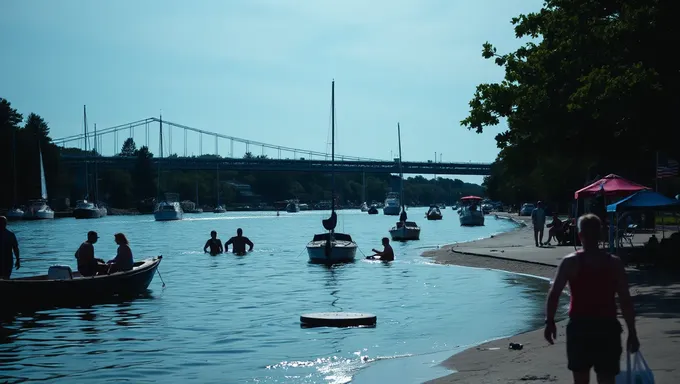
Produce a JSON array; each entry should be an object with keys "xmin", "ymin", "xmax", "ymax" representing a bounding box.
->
[{"xmin": 1, "ymin": 0, "xmax": 540, "ymax": 183}]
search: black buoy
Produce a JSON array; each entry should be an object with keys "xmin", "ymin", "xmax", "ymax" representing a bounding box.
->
[{"xmin": 300, "ymin": 312, "xmax": 377, "ymax": 328}]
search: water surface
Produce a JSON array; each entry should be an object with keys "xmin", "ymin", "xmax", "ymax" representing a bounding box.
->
[{"xmin": 1, "ymin": 208, "xmax": 554, "ymax": 383}]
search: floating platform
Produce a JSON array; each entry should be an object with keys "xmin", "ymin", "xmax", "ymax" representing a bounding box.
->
[{"xmin": 300, "ymin": 312, "xmax": 377, "ymax": 328}]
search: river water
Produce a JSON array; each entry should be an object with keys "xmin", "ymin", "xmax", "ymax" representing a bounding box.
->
[{"xmin": 1, "ymin": 208, "xmax": 555, "ymax": 383}]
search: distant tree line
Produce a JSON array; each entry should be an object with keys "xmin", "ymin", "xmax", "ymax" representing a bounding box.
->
[{"xmin": 1, "ymin": 98, "xmax": 484, "ymax": 210}]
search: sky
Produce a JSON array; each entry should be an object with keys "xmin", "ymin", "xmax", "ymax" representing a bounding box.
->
[{"xmin": 1, "ymin": 0, "xmax": 542, "ymax": 184}]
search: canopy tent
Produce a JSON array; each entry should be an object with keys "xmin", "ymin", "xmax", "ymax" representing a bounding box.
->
[
  {"xmin": 574, "ymin": 174, "xmax": 650, "ymax": 199},
  {"xmin": 606, "ymin": 190, "xmax": 680, "ymax": 213}
]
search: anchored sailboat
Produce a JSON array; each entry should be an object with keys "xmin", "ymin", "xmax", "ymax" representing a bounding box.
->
[
  {"xmin": 7, "ymin": 125, "xmax": 23, "ymax": 220},
  {"xmin": 154, "ymin": 116, "xmax": 183, "ymax": 221},
  {"xmin": 24, "ymin": 143, "xmax": 54, "ymax": 220},
  {"xmin": 74, "ymin": 106, "xmax": 107, "ymax": 219},
  {"xmin": 306, "ymin": 80, "xmax": 358, "ymax": 263},
  {"xmin": 389, "ymin": 123, "xmax": 420, "ymax": 241}
]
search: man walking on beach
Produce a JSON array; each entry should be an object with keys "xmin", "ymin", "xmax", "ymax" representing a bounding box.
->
[
  {"xmin": 0, "ymin": 216, "xmax": 20, "ymax": 279},
  {"xmin": 531, "ymin": 201, "xmax": 546, "ymax": 246},
  {"xmin": 544, "ymin": 214, "xmax": 639, "ymax": 384}
]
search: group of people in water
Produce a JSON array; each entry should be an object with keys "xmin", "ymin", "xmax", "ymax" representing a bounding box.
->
[{"xmin": 204, "ymin": 228, "xmax": 254, "ymax": 256}]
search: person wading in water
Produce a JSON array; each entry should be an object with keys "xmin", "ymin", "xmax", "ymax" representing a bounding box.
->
[
  {"xmin": 224, "ymin": 228, "xmax": 253, "ymax": 256},
  {"xmin": 0, "ymin": 216, "xmax": 20, "ymax": 279},
  {"xmin": 203, "ymin": 230, "xmax": 223, "ymax": 255},
  {"xmin": 544, "ymin": 213, "xmax": 639, "ymax": 384}
]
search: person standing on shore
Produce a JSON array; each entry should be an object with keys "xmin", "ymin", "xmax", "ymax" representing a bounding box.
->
[
  {"xmin": 544, "ymin": 213, "xmax": 639, "ymax": 384},
  {"xmin": 0, "ymin": 216, "xmax": 20, "ymax": 279},
  {"xmin": 531, "ymin": 201, "xmax": 546, "ymax": 246}
]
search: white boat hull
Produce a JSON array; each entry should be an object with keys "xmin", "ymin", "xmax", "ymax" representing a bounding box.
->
[
  {"xmin": 389, "ymin": 225, "xmax": 420, "ymax": 241},
  {"xmin": 7, "ymin": 209, "xmax": 24, "ymax": 221},
  {"xmin": 459, "ymin": 209, "xmax": 485, "ymax": 226},
  {"xmin": 24, "ymin": 209, "xmax": 55, "ymax": 220},
  {"xmin": 307, "ymin": 240, "xmax": 357, "ymax": 263},
  {"xmin": 154, "ymin": 201, "xmax": 183, "ymax": 221},
  {"xmin": 383, "ymin": 205, "xmax": 401, "ymax": 215}
]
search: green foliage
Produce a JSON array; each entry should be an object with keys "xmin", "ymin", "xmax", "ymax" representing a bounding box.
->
[{"xmin": 464, "ymin": 0, "xmax": 680, "ymax": 205}]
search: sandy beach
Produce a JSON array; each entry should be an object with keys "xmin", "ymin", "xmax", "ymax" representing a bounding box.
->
[{"xmin": 423, "ymin": 213, "xmax": 680, "ymax": 383}]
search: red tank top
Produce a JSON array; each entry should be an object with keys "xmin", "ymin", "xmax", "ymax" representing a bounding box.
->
[{"xmin": 568, "ymin": 251, "xmax": 618, "ymax": 318}]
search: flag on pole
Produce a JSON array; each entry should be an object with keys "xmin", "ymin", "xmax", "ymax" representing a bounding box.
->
[{"xmin": 657, "ymin": 153, "xmax": 679, "ymax": 178}]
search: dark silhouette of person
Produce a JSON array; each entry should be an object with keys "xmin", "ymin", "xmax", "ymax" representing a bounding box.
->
[
  {"xmin": 0, "ymin": 216, "xmax": 20, "ymax": 279},
  {"xmin": 107, "ymin": 233, "xmax": 134, "ymax": 273},
  {"xmin": 368, "ymin": 237, "xmax": 395, "ymax": 261},
  {"xmin": 75, "ymin": 231, "xmax": 107, "ymax": 276},
  {"xmin": 225, "ymin": 228, "xmax": 253, "ymax": 256},
  {"xmin": 545, "ymin": 214, "xmax": 639, "ymax": 383},
  {"xmin": 204, "ymin": 230, "xmax": 223, "ymax": 255}
]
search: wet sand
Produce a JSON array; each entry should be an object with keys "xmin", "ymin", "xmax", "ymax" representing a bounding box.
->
[{"xmin": 423, "ymin": 213, "xmax": 680, "ymax": 383}]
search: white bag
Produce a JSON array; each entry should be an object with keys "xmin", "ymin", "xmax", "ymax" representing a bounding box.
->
[{"xmin": 616, "ymin": 351, "xmax": 655, "ymax": 384}]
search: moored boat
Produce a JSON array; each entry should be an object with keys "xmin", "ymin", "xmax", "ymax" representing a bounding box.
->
[
  {"xmin": 73, "ymin": 200, "xmax": 107, "ymax": 219},
  {"xmin": 367, "ymin": 204, "xmax": 379, "ymax": 215},
  {"xmin": 286, "ymin": 200, "xmax": 300, "ymax": 213},
  {"xmin": 389, "ymin": 221, "xmax": 421, "ymax": 241},
  {"xmin": 154, "ymin": 193, "xmax": 183, "ymax": 221},
  {"xmin": 24, "ymin": 199, "xmax": 54, "ymax": 220},
  {"xmin": 426, "ymin": 206, "xmax": 443, "ymax": 220},
  {"xmin": 383, "ymin": 192, "xmax": 400, "ymax": 215},
  {"xmin": 458, "ymin": 196, "xmax": 485, "ymax": 226},
  {"xmin": 7, "ymin": 207, "xmax": 24, "ymax": 221},
  {"xmin": 360, "ymin": 202, "xmax": 369, "ymax": 212},
  {"xmin": 213, "ymin": 205, "xmax": 226, "ymax": 213},
  {"xmin": 306, "ymin": 80, "xmax": 358, "ymax": 264},
  {"xmin": 0, "ymin": 256, "xmax": 162, "ymax": 309}
]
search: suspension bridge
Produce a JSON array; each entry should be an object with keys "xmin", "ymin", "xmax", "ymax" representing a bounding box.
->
[{"xmin": 53, "ymin": 117, "xmax": 492, "ymax": 175}]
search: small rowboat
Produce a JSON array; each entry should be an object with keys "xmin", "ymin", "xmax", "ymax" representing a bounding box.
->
[{"xmin": 0, "ymin": 256, "xmax": 163, "ymax": 309}]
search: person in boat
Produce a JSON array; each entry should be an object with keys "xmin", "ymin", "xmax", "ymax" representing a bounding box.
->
[
  {"xmin": 204, "ymin": 230, "xmax": 224, "ymax": 255},
  {"xmin": 224, "ymin": 228, "xmax": 254, "ymax": 256},
  {"xmin": 397, "ymin": 209, "xmax": 408, "ymax": 228},
  {"xmin": 367, "ymin": 237, "xmax": 394, "ymax": 261},
  {"xmin": 107, "ymin": 233, "xmax": 134, "ymax": 273},
  {"xmin": 0, "ymin": 216, "xmax": 20, "ymax": 279},
  {"xmin": 75, "ymin": 231, "xmax": 108, "ymax": 276}
]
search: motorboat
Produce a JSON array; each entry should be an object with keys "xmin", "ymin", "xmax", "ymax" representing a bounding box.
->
[
  {"xmin": 459, "ymin": 196, "xmax": 485, "ymax": 226},
  {"xmin": 360, "ymin": 202, "xmax": 369, "ymax": 212},
  {"xmin": 306, "ymin": 80, "xmax": 358, "ymax": 264},
  {"xmin": 73, "ymin": 200, "xmax": 107, "ymax": 219},
  {"xmin": 7, "ymin": 207, "xmax": 24, "ymax": 221},
  {"xmin": 24, "ymin": 144, "xmax": 54, "ymax": 220},
  {"xmin": 286, "ymin": 200, "xmax": 300, "ymax": 213},
  {"xmin": 213, "ymin": 205, "xmax": 226, "ymax": 213},
  {"xmin": 154, "ymin": 193, "xmax": 183, "ymax": 221},
  {"xmin": 390, "ymin": 221, "xmax": 421, "ymax": 241},
  {"xmin": 426, "ymin": 206, "xmax": 443, "ymax": 220},
  {"xmin": 367, "ymin": 205, "xmax": 379, "ymax": 215},
  {"xmin": 0, "ymin": 256, "xmax": 162, "ymax": 310},
  {"xmin": 383, "ymin": 192, "xmax": 401, "ymax": 215}
]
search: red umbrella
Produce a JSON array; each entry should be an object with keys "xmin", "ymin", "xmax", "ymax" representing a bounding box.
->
[{"xmin": 574, "ymin": 174, "xmax": 650, "ymax": 199}]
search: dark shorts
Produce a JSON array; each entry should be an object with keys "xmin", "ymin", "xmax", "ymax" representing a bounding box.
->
[
  {"xmin": 566, "ymin": 317, "xmax": 622, "ymax": 375},
  {"xmin": 0, "ymin": 259, "xmax": 13, "ymax": 279}
]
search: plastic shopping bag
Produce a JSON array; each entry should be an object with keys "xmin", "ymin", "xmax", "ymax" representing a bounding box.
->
[{"xmin": 616, "ymin": 351, "xmax": 655, "ymax": 384}]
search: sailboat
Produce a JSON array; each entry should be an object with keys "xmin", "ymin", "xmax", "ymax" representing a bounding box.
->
[
  {"xmin": 154, "ymin": 116, "xmax": 183, "ymax": 221},
  {"xmin": 74, "ymin": 107, "xmax": 107, "ymax": 219},
  {"xmin": 7, "ymin": 125, "xmax": 24, "ymax": 220},
  {"xmin": 213, "ymin": 164, "xmax": 226, "ymax": 213},
  {"xmin": 24, "ymin": 143, "xmax": 55, "ymax": 220},
  {"xmin": 389, "ymin": 123, "xmax": 420, "ymax": 241},
  {"xmin": 306, "ymin": 80, "xmax": 358, "ymax": 264}
]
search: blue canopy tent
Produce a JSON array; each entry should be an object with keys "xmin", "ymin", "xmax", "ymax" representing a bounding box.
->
[{"xmin": 606, "ymin": 190, "xmax": 680, "ymax": 252}]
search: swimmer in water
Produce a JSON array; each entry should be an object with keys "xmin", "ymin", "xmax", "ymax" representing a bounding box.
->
[
  {"xmin": 203, "ymin": 230, "xmax": 224, "ymax": 255},
  {"xmin": 225, "ymin": 228, "xmax": 254, "ymax": 256}
]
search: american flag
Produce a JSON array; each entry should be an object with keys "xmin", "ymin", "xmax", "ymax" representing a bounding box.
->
[{"xmin": 657, "ymin": 154, "xmax": 679, "ymax": 178}]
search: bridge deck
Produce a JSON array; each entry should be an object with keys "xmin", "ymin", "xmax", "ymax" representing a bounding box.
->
[{"xmin": 60, "ymin": 155, "xmax": 492, "ymax": 175}]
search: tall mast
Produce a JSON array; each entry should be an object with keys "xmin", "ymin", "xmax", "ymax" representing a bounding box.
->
[
  {"xmin": 397, "ymin": 122, "xmax": 404, "ymax": 207},
  {"xmin": 331, "ymin": 79, "xmax": 335, "ymax": 212},
  {"xmin": 157, "ymin": 114, "xmax": 163, "ymax": 199},
  {"xmin": 12, "ymin": 125, "xmax": 18, "ymax": 205},
  {"xmin": 94, "ymin": 123, "xmax": 99, "ymax": 203},
  {"xmin": 83, "ymin": 105, "xmax": 89, "ymax": 199}
]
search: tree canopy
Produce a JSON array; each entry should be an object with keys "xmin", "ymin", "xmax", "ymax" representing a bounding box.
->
[{"xmin": 463, "ymin": 0, "xmax": 679, "ymax": 205}]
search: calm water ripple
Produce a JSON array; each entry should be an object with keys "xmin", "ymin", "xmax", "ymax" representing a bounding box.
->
[{"xmin": 1, "ymin": 208, "xmax": 558, "ymax": 383}]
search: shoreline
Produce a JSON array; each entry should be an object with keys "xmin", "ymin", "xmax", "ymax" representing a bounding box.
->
[{"xmin": 421, "ymin": 213, "xmax": 680, "ymax": 383}]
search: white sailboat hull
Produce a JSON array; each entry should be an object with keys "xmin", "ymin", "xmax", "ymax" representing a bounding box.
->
[
  {"xmin": 360, "ymin": 203, "xmax": 369, "ymax": 212},
  {"xmin": 459, "ymin": 208, "xmax": 485, "ymax": 226},
  {"xmin": 7, "ymin": 209, "xmax": 24, "ymax": 221},
  {"xmin": 24, "ymin": 208, "xmax": 55, "ymax": 220},
  {"xmin": 389, "ymin": 225, "xmax": 420, "ymax": 241},
  {"xmin": 306, "ymin": 240, "xmax": 357, "ymax": 263}
]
